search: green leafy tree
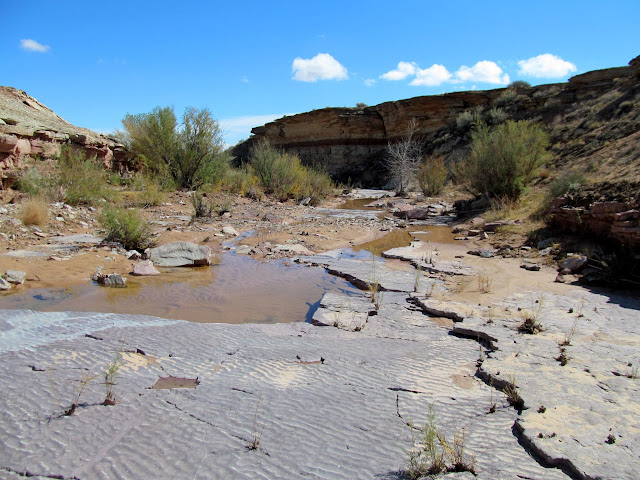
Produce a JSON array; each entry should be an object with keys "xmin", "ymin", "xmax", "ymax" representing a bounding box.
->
[{"xmin": 121, "ymin": 106, "xmax": 226, "ymax": 189}]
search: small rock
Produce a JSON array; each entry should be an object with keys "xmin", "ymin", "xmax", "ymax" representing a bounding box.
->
[
  {"xmin": 480, "ymin": 231, "xmax": 489, "ymax": 240},
  {"xmin": 538, "ymin": 247, "xmax": 553, "ymax": 256},
  {"xmin": 96, "ymin": 273, "xmax": 127, "ymax": 288},
  {"xmin": 222, "ymin": 226, "xmax": 239, "ymax": 236},
  {"xmin": 132, "ymin": 260, "xmax": 160, "ymax": 276},
  {"xmin": 537, "ymin": 238, "xmax": 555, "ymax": 249},
  {"xmin": 34, "ymin": 231, "xmax": 47, "ymax": 238},
  {"xmin": 235, "ymin": 245, "xmax": 252, "ymax": 255},
  {"xmin": 126, "ymin": 250, "xmax": 141, "ymax": 260},
  {"xmin": 559, "ymin": 255, "xmax": 588, "ymax": 273},
  {"xmin": 520, "ymin": 264, "xmax": 541, "ymax": 272},
  {"xmin": 520, "ymin": 246, "xmax": 532, "ymax": 251},
  {"xmin": 0, "ymin": 276, "xmax": 11, "ymax": 290},
  {"xmin": 4, "ymin": 270, "xmax": 27, "ymax": 284},
  {"xmin": 467, "ymin": 229, "xmax": 481, "ymax": 237}
]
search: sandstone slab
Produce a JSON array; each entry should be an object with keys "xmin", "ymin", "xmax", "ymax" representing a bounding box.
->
[{"xmin": 148, "ymin": 241, "xmax": 211, "ymax": 267}]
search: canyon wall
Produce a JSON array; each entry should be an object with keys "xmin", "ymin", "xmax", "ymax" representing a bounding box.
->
[{"xmin": 233, "ymin": 56, "xmax": 640, "ymax": 187}]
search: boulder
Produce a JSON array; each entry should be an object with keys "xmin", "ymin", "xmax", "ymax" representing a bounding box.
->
[
  {"xmin": 148, "ymin": 241, "xmax": 211, "ymax": 267},
  {"xmin": 4, "ymin": 270, "xmax": 26, "ymax": 284},
  {"xmin": 131, "ymin": 260, "xmax": 160, "ymax": 276}
]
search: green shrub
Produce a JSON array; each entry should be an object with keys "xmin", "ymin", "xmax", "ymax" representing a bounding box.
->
[
  {"xmin": 484, "ymin": 107, "xmax": 509, "ymax": 125},
  {"xmin": 496, "ymin": 88, "xmax": 518, "ymax": 107},
  {"xmin": 191, "ymin": 191, "xmax": 213, "ymax": 218},
  {"xmin": 548, "ymin": 172, "xmax": 585, "ymax": 198},
  {"xmin": 133, "ymin": 175, "xmax": 166, "ymax": 207},
  {"xmin": 455, "ymin": 106, "xmax": 483, "ymax": 131},
  {"xmin": 248, "ymin": 140, "xmax": 333, "ymax": 203},
  {"xmin": 461, "ymin": 120, "xmax": 551, "ymax": 200},
  {"xmin": 417, "ymin": 156, "xmax": 448, "ymax": 196},
  {"xmin": 222, "ymin": 167, "xmax": 263, "ymax": 199},
  {"xmin": 509, "ymin": 80, "xmax": 531, "ymax": 89},
  {"xmin": 16, "ymin": 167, "xmax": 48, "ymax": 195},
  {"xmin": 100, "ymin": 207, "xmax": 154, "ymax": 251},
  {"xmin": 56, "ymin": 147, "xmax": 116, "ymax": 205},
  {"xmin": 121, "ymin": 106, "xmax": 227, "ymax": 189}
]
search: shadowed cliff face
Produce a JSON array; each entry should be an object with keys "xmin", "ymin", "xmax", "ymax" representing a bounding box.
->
[
  {"xmin": 233, "ymin": 56, "xmax": 640, "ymax": 188},
  {"xmin": 0, "ymin": 86, "xmax": 130, "ymax": 177}
]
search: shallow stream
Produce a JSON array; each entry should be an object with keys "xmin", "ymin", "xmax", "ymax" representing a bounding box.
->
[{"xmin": 0, "ymin": 198, "xmax": 455, "ymax": 324}]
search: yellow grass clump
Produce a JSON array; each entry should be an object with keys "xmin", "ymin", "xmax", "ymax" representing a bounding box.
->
[{"xmin": 19, "ymin": 197, "xmax": 49, "ymax": 226}]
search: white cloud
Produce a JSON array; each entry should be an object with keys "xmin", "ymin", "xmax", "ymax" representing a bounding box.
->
[
  {"xmin": 410, "ymin": 64, "xmax": 452, "ymax": 86},
  {"xmin": 454, "ymin": 61, "xmax": 509, "ymax": 84},
  {"xmin": 220, "ymin": 113, "xmax": 294, "ymax": 147},
  {"xmin": 364, "ymin": 78, "xmax": 376, "ymax": 87},
  {"xmin": 517, "ymin": 54, "xmax": 577, "ymax": 78},
  {"xmin": 292, "ymin": 53, "xmax": 348, "ymax": 82},
  {"xmin": 380, "ymin": 61, "xmax": 417, "ymax": 81},
  {"xmin": 241, "ymin": 76, "xmax": 249, "ymax": 83},
  {"xmin": 20, "ymin": 39, "xmax": 50, "ymax": 53}
]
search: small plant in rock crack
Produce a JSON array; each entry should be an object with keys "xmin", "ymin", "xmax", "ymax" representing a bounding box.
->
[
  {"xmin": 103, "ymin": 353, "xmax": 122, "ymax": 406},
  {"xmin": 503, "ymin": 373, "xmax": 524, "ymax": 411},
  {"xmin": 367, "ymin": 257, "xmax": 384, "ymax": 310},
  {"xmin": 555, "ymin": 347, "xmax": 569, "ymax": 366},
  {"xmin": 559, "ymin": 318, "xmax": 579, "ymax": 346},
  {"xmin": 247, "ymin": 396, "xmax": 265, "ymax": 451},
  {"xmin": 403, "ymin": 405, "xmax": 475, "ymax": 479},
  {"xmin": 65, "ymin": 371, "xmax": 98, "ymax": 416},
  {"xmin": 518, "ymin": 317, "xmax": 543, "ymax": 334},
  {"xmin": 413, "ymin": 266, "xmax": 423, "ymax": 293}
]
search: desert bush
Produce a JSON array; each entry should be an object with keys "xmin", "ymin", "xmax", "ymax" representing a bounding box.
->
[
  {"xmin": 484, "ymin": 107, "xmax": 509, "ymax": 125},
  {"xmin": 19, "ymin": 197, "xmax": 49, "ymax": 226},
  {"xmin": 548, "ymin": 172, "xmax": 586, "ymax": 198},
  {"xmin": 248, "ymin": 140, "xmax": 333, "ymax": 203},
  {"xmin": 456, "ymin": 106, "xmax": 483, "ymax": 131},
  {"xmin": 509, "ymin": 80, "xmax": 531, "ymax": 89},
  {"xmin": 121, "ymin": 106, "xmax": 227, "ymax": 189},
  {"xmin": 56, "ymin": 147, "xmax": 115, "ymax": 205},
  {"xmin": 133, "ymin": 175, "xmax": 166, "ymax": 207},
  {"xmin": 496, "ymin": 88, "xmax": 518, "ymax": 107},
  {"xmin": 16, "ymin": 167, "xmax": 48, "ymax": 195},
  {"xmin": 191, "ymin": 191, "xmax": 213, "ymax": 218},
  {"xmin": 100, "ymin": 206, "xmax": 154, "ymax": 251},
  {"xmin": 222, "ymin": 167, "xmax": 263, "ymax": 199},
  {"xmin": 460, "ymin": 120, "xmax": 551, "ymax": 200},
  {"xmin": 417, "ymin": 156, "xmax": 448, "ymax": 196}
]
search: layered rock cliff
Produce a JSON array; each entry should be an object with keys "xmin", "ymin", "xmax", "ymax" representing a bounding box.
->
[
  {"xmin": 233, "ymin": 55, "xmax": 640, "ymax": 188},
  {"xmin": 0, "ymin": 87, "xmax": 129, "ymax": 181}
]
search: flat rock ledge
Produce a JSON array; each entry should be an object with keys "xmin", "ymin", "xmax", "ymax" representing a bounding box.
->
[{"xmin": 1, "ymin": 247, "xmax": 638, "ymax": 479}]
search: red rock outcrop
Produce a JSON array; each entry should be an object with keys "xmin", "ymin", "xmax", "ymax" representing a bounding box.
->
[
  {"xmin": 0, "ymin": 86, "xmax": 130, "ymax": 178},
  {"xmin": 550, "ymin": 182, "xmax": 640, "ymax": 250}
]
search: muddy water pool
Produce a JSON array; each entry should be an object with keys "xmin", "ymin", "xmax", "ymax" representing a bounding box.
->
[{"xmin": 0, "ymin": 251, "xmax": 365, "ymax": 324}]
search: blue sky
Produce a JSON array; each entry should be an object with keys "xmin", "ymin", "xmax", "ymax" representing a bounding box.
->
[{"xmin": 5, "ymin": 1, "xmax": 640, "ymax": 146}]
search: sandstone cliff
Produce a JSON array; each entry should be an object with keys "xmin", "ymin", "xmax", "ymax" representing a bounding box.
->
[
  {"xmin": 233, "ymin": 55, "xmax": 640, "ymax": 188},
  {"xmin": 0, "ymin": 87, "xmax": 129, "ymax": 182}
]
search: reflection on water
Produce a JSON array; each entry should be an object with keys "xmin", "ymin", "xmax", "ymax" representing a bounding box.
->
[{"xmin": 0, "ymin": 252, "xmax": 362, "ymax": 324}]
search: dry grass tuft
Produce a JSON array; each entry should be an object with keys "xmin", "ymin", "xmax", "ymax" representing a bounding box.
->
[{"xmin": 19, "ymin": 197, "xmax": 49, "ymax": 226}]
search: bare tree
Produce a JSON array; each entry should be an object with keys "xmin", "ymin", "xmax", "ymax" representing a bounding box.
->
[{"xmin": 386, "ymin": 118, "xmax": 424, "ymax": 196}]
